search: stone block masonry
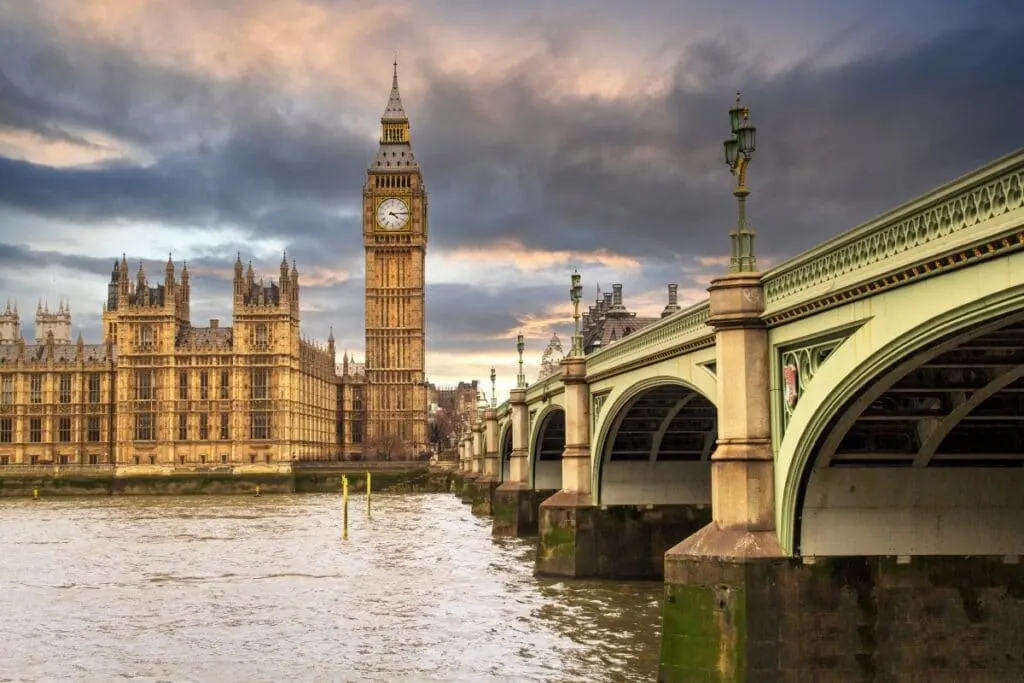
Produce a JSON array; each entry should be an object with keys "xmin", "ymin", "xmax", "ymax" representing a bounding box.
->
[
  {"xmin": 491, "ymin": 483, "xmax": 556, "ymax": 537},
  {"xmin": 0, "ymin": 466, "xmax": 454, "ymax": 497},
  {"xmin": 660, "ymin": 554, "xmax": 1024, "ymax": 682},
  {"xmin": 469, "ymin": 477, "xmax": 499, "ymax": 516},
  {"xmin": 536, "ymin": 493, "xmax": 711, "ymax": 579}
]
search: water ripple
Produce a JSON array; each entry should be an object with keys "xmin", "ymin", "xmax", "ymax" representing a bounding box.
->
[{"xmin": 0, "ymin": 493, "xmax": 661, "ymax": 681}]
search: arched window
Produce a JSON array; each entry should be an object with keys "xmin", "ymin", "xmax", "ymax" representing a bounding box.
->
[{"xmin": 254, "ymin": 324, "xmax": 268, "ymax": 349}]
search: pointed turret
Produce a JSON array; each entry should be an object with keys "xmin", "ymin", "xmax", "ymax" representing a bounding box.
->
[
  {"xmin": 279, "ymin": 251, "xmax": 290, "ymax": 302},
  {"xmin": 136, "ymin": 260, "xmax": 147, "ymax": 304},
  {"xmin": 181, "ymin": 260, "xmax": 190, "ymax": 297}
]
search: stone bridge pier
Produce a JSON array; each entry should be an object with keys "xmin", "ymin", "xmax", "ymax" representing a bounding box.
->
[
  {"xmin": 458, "ymin": 412, "xmax": 501, "ymax": 515},
  {"xmin": 530, "ymin": 353, "xmax": 709, "ymax": 579},
  {"xmin": 456, "ymin": 423, "xmax": 481, "ymax": 504},
  {"xmin": 492, "ymin": 387, "xmax": 550, "ymax": 536}
]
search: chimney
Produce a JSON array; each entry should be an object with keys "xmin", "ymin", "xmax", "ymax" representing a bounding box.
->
[
  {"xmin": 661, "ymin": 283, "xmax": 682, "ymax": 318},
  {"xmin": 607, "ymin": 283, "xmax": 627, "ymax": 316},
  {"xmin": 210, "ymin": 319, "xmax": 219, "ymax": 329}
]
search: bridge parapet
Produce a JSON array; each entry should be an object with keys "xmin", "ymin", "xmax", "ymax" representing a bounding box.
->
[
  {"xmin": 762, "ymin": 150, "xmax": 1024, "ymax": 322},
  {"xmin": 585, "ymin": 300, "xmax": 713, "ymax": 380},
  {"xmin": 525, "ymin": 370, "xmax": 564, "ymax": 403},
  {"xmin": 496, "ymin": 399, "xmax": 509, "ymax": 421}
]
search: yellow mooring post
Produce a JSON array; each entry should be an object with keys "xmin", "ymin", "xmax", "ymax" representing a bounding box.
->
[
  {"xmin": 366, "ymin": 471, "xmax": 372, "ymax": 517},
  {"xmin": 33, "ymin": 488, "xmax": 39, "ymax": 500},
  {"xmin": 342, "ymin": 475, "xmax": 349, "ymax": 540}
]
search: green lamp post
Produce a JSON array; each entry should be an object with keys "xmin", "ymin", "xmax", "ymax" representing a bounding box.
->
[
  {"xmin": 570, "ymin": 270, "xmax": 583, "ymax": 357},
  {"xmin": 723, "ymin": 92, "xmax": 758, "ymax": 272},
  {"xmin": 516, "ymin": 332, "xmax": 526, "ymax": 388},
  {"xmin": 489, "ymin": 367, "xmax": 496, "ymax": 408}
]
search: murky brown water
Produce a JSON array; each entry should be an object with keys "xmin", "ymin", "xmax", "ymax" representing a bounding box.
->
[{"xmin": 0, "ymin": 493, "xmax": 661, "ymax": 682}]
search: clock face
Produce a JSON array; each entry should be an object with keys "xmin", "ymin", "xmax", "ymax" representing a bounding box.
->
[{"xmin": 375, "ymin": 197, "xmax": 410, "ymax": 230}]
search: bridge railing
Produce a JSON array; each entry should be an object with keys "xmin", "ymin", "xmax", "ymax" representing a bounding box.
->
[
  {"xmin": 584, "ymin": 300, "xmax": 713, "ymax": 379},
  {"xmin": 762, "ymin": 150, "xmax": 1024, "ymax": 315},
  {"xmin": 525, "ymin": 371, "xmax": 565, "ymax": 402},
  {"xmin": 496, "ymin": 399, "xmax": 510, "ymax": 419}
]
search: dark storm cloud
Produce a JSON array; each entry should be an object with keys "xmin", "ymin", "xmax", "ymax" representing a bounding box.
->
[
  {"xmin": 0, "ymin": 17, "xmax": 367, "ymax": 238},
  {"xmin": 417, "ymin": 25, "xmax": 1024, "ymax": 262},
  {"xmin": 3, "ymin": 13, "xmax": 1022, "ymax": 268},
  {"xmin": 0, "ymin": 242, "xmax": 114, "ymax": 276}
]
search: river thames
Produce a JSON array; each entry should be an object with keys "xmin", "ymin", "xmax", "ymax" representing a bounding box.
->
[{"xmin": 0, "ymin": 492, "xmax": 662, "ymax": 682}]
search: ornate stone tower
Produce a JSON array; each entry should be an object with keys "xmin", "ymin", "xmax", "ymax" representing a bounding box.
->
[
  {"xmin": 0, "ymin": 300, "xmax": 21, "ymax": 343},
  {"xmin": 34, "ymin": 299, "xmax": 73, "ymax": 344},
  {"xmin": 363, "ymin": 61, "xmax": 428, "ymax": 456}
]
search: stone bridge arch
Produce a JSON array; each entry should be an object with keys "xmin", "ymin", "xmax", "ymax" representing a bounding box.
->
[
  {"xmin": 498, "ymin": 422, "xmax": 512, "ymax": 483},
  {"xmin": 530, "ymin": 404, "xmax": 565, "ymax": 491},
  {"xmin": 779, "ymin": 282, "xmax": 1024, "ymax": 556},
  {"xmin": 592, "ymin": 376, "xmax": 717, "ymax": 506}
]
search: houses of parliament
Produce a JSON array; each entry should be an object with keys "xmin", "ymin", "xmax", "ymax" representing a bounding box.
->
[{"xmin": 0, "ymin": 65, "xmax": 463, "ymax": 468}]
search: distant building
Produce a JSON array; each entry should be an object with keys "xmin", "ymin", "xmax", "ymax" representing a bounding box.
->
[
  {"xmin": 336, "ymin": 353, "xmax": 366, "ymax": 459},
  {"xmin": 538, "ymin": 334, "xmax": 565, "ymax": 381},
  {"xmin": 580, "ymin": 283, "xmax": 683, "ymax": 355},
  {"xmin": 426, "ymin": 380, "xmax": 480, "ymax": 454}
]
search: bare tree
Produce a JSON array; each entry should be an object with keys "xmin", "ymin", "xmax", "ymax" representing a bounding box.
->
[
  {"xmin": 430, "ymin": 407, "xmax": 465, "ymax": 459},
  {"xmin": 363, "ymin": 431, "xmax": 411, "ymax": 461}
]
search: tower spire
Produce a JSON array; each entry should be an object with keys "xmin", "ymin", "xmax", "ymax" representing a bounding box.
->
[
  {"xmin": 372, "ymin": 59, "xmax": 418, "ymax": 171},
  {"xmin": 383, "ymin": 57, "xmax": 407, "ymax": 122}
]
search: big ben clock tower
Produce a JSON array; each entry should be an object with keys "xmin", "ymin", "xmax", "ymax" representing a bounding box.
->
[{"xmin": 363, "ymin": 61, "xmax": 428, "ymax": 456}]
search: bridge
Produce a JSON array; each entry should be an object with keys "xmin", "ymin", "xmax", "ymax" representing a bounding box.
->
[{"xmin": 454, "ymin": 149, "xmax": 1024, "ymax": 681}]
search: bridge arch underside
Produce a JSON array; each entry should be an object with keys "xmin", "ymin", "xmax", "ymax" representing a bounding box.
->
[
  {"xmin": 799, "ymin": 317, "xmax": 1024, "ymax": 557},
  {"xmin": 599, "ymin": 385, "xmax": 716, "ymax": 506},
  {"xmin": 499, "ymin": 424, "xmax": 512, "ymax": 483},
  {"xmin": 532, "ymin": 409, "xmax": 564, "ymax": 491}
]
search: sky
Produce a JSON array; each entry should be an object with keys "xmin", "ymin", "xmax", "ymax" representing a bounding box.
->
[{"xmin": 1, "ymin": 0, "xmax": 1022, "ymax": 399}]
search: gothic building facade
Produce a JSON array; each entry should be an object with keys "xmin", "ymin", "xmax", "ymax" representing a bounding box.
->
[{"xmin": 0, "ymin": 255, "xmax": 337, "ymax": 467}]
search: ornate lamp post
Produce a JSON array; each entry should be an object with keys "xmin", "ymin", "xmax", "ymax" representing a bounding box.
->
[
  {"xmin": 723, "ymin": 92, "xmax": 758, "ymax": 272},
  {"xmin": 489, "ymin": 367, "xmax": 496, "ymax": 408},
  {"xmin": 569, "ymin": 269, "xmax": 583, "ymax": 357},
  {"xmin": 516, "ymin": 332, "xmax": 526, "ymax": 387}
]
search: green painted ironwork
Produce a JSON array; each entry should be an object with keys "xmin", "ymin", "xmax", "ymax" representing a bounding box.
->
[
  {"xmin": 763, "ymin": 151, "xmax": 1024, "ymax": 306},
  {"xmin": 591, "ymin": 390, "xmax": 611, "ymax": 435}
]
